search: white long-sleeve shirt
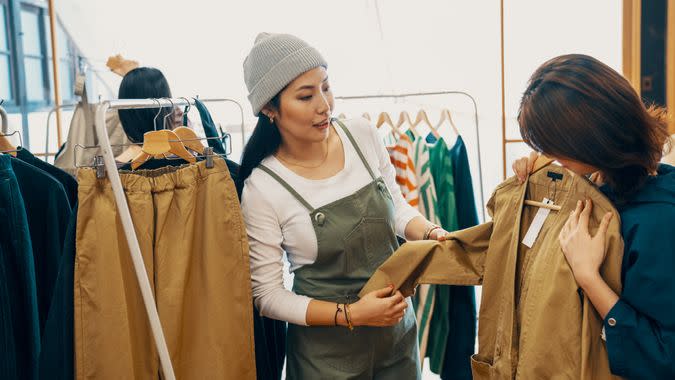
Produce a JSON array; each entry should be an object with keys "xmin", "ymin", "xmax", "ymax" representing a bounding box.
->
[{"xmin": 241, "ymin": 118, "xmax": 421, "ymax": 326}]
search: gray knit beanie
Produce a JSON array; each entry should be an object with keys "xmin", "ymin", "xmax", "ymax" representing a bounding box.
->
[{"xmin": 243, "ymin": 32, "xmax": 328, "ymax": 116}]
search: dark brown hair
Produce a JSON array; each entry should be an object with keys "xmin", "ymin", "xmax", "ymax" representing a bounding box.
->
[
  {"xmin": 118, "ymin": 67, "xmax": 172, "ymax": 143},
  {"xmin": 518, "ymin": 54, "xmax": 670, "ymax": 201},
  {"xmin": 238, "ymin": 92, "xmax": 282, "ymax": 194}
]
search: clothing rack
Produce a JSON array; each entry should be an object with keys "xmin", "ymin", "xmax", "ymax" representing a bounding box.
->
[
  {"xmin": 43, "ymin": 103, "xmax": 77, "ymax": 161},
  {"xmin": 41, "ymin": 98, "xmax": 245, "ymax": 162},
  {"xmin": 335, "ymin": 90, "xmax": 486, "ymax": 221},
  {"xmin": 198, "ymin": 97, "xmax": 247, "ymax": 147},
  {"xmin": 94, "ymin": 97, "xmax": 216, "ymax": 380}
]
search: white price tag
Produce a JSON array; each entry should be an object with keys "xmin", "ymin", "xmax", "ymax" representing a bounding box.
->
[{"xmin": 522, "ymin": 198, "xmax": 553, "ymax": 248}]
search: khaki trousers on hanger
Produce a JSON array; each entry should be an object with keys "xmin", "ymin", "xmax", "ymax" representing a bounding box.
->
[{"xmin": 74, "ymin": 159, "xmax": 256, "ymax": 379}]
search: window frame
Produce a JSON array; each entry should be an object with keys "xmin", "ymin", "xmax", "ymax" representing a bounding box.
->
[
  {"xmin": 0, "ymin": 0, "xmax": 18, "ymax": 111},
  {"xmin": 20, "ymin": 3, "xmax": 50, "ymax": 108},
  {"xmin": 1, "ymin": 0, "xmax": 81, "ymax": 114}
]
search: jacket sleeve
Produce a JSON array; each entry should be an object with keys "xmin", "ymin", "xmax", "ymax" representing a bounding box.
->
[
  {"xmin": 359, "ymin": 221, "xmax": 492, "ymax": 297},
  {"xmin": 604, "ymin": 216, "xmax": 675, "ymax": 379}
]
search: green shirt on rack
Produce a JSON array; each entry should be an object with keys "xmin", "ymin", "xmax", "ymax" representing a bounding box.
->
[
  {"xmin": 428, "ymin": 136, "xmax": 458, "ymax": 233},
  {"xmin": 408, "ymin": 133, "xmax": 442, "ymax": 361},
  {"xmin": 427, "ymin": 135, "xmax": 459, "ymax": 374}
]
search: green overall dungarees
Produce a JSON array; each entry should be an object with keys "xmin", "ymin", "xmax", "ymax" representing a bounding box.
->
[{"xmin": 259, "ymin": 120, "xmax": 420, "ymax": 379}]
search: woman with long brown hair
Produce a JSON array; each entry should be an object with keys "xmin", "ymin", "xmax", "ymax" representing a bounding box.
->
[{"xmin": 514, "ymin": 54, "xmax": 674, "ymax": 379}]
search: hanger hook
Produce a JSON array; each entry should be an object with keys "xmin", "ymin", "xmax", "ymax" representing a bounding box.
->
[
  {"xmin": 162, "ymin": 98, "xmax": 175, "ymax": 130},
  {"xmin": 179, "ymin": 96, "xmax": 191, "ymax": 116},
  {"xmin": 152, "ymin": 98, "xmax": 162, "ymax": 131}
]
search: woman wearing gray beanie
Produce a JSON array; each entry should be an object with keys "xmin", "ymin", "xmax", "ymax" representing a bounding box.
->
[{"xmin": 240, "ymin": 32, "xmax": 447, "ymax": 379}]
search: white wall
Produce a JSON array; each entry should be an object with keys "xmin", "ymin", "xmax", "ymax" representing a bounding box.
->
[{"xmin": 47, "ymin": 0, "xmax": 621, "ymax": 219}]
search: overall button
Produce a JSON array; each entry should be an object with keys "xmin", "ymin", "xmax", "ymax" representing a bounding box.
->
[
  {"xmin": 377, "ymin": 181, "xmax": 386, "ymax": 192},
  {"xmin": 607, "ymin": 318, "xmax": 617, "ymax": 327},
  {"xmin": 314, "ymin": 212, "xmax": 326, "ymax": 226}
]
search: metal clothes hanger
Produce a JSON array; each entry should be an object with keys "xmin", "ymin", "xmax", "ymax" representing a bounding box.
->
[{"xmin": 172, "ymin": 97, "xmax": 206, "ymax": 154}]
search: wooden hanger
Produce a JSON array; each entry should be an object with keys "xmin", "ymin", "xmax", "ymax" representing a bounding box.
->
[
  {"xmin": 435, "ymin": 109, "xmax": 460, "ymax": 136},
  {"xmin": 115, "ymin": 145, "xmax": 142, "ymax": 163},
  {"xmin": 376, "ymin": 112, "xmax": 394, "ymax": 129},
  {"xmin": 413, "ymin": 109, "xmax": 439, "ymax": 139},
  {"xmin": 0, "ymin": 136, "xmax": 16, "ymax": 157},
  {"xmin": 523, "ymin": 199, "xmax": 562, "ymax": 211},
  {"xmin": 131, "ymin": 129, "xmax": 196, "ymax": 170},
  {"xmin": 523, "ymin": 154, "xmax": 561, "ymax": 211},
  {"xmin": 375, "ymin": 112, "xmax": 401, "ymax": 138},
  {"xmin": 376, "ymin": 111, "xmax": 402, "ymax": 138},
  {"xmin": 173, "ymin": 126, "xmax": 206, "ymax": 154},
  {"xmin": 395, "ymin": 111, "xmax": 417, "ymax": 137}
]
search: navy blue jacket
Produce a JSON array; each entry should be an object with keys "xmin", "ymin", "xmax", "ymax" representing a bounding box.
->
[{"xmin": 601, "ymin": 164, "xmax": 675, "ymax": 379}]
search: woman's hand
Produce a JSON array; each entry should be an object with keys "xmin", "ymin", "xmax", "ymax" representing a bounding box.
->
[
  {"xmin": 349, "ymin": 286, "xmax": 408, "ymax": 327},
  {"xmin": 512, "ymin": 151, "xmax": 540, "ymax": 183},
  {"xmin": 559, "ymin": 199, "xmax": 613, "ymax": 286},
  {"xmin": 429, "ymin": 227, "xmax": 451, "ymax": 241}
]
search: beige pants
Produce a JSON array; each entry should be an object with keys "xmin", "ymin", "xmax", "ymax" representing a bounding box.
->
[{"xmin": 74, "ymin": 159, "xmax": 256, "ymax": 379}]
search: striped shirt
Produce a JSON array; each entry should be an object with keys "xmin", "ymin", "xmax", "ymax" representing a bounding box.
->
[
  {"xmin": 411, "ymin": 137, "xmax": 441, "ymax": 225},
  {"xmin": 381, "ymin": 131, "xmax": 398, "ymax": 149},
  {"xmin": 386, "ymin": 134, "xmax": 419, "ymax": 207}
]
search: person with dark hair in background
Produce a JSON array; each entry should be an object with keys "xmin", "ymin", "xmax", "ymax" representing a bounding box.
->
[
  {"xmin": 239, "ymin": 33, "xmax": 451, "ymax": 379},
  {"xmin": 117, "ymin": 67, "xmax": 184, "ymax": 142},
  {"xmin": 513, "ymin": 54, "xmax": 674, "ymax": 379}
]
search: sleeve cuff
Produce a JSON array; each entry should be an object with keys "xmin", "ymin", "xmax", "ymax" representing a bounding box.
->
[
  {"xmin": 604, "ymin": 299, "xmax": 636, "ymax": 328},
  {"xmin": 395, "ymin": 205, "xmax": 422, "ymax": 238},
  {"xmin": 603, "ymin": 299, "xmax": 634, "ymax": 375}
]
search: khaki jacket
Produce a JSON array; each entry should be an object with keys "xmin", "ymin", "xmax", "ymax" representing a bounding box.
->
[{"xmin": 361, "ymin": 162, "xmax": 624, "ymax": 379}]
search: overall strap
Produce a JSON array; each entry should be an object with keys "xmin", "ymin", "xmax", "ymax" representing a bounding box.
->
[
  {"xmin": 333, "ymin": 118, "xmax": 377, "ymax": 180},
  {"xmin": 258, "ymin": 165, "xmax": 314, "ymax": 212}
]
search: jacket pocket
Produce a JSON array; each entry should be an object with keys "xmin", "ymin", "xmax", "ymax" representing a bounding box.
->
[{"xmin": 470, "ymin": 354, "xmax": 494, "ymax": 379}]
